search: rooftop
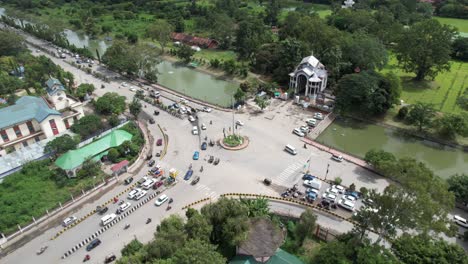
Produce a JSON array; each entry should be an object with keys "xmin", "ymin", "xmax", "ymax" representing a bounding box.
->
[
  {"xmin": 0, "ymin": 96, "xmax": 61, "ymax": 129},
  {"xmin": 55, "ymin": 130, "xmax": 132, "ymax": 170},
  {"xmin": 45, "ymin": 77, "xmax": 66, "ymax": 96},
  {"xmin": 238, "ymin": 218, "xmax": 285, "ymax": 259},
  {"xmin": 230, "ymin": 249, "xmax": 303, "ymax": 264}
]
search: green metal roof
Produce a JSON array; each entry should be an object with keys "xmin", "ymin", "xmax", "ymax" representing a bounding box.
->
[
  {"xmin": 0, "ymin": 96, "xmax": 61, "ymax": 129},
  {"xmin": 45, "ymin": 77, "xmax": 66, "ymax": 96},
  {"xmin": 229, "ymin": 249, "xmax": 303, "ymax": 264},
  {"xmin": 55, "ymin": 130, "xmax": 132, "ymax": 170}
]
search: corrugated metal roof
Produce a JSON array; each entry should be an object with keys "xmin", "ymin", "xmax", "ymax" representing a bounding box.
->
[
  {"xmin": 0, "ymin": 96, "xmax": 61, "ymax": 129},
  {"xmin": 55, "ymin": 130, "xmax": 133, "ymax": 170}
]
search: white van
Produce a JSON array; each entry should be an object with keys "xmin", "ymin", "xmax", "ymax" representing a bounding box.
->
[
  {"xmin": 284, "ymin": 144, "xmax": 297, "ymax": 155},
  {"xmin": 100, "ymin": 213, "xmax": 117, "ymax": 226},
  {"xmin": 192, "ymin": 126, "xmax": 198, "ymax": 135},
  {"xmin": 142, "ymin": 179, "xmax": 156, "ymax": 190}
]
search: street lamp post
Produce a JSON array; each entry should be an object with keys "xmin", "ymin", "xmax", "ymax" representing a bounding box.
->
[{"xmin": 325, "ymin": 163, "xmax": 330, "ymax": 181}]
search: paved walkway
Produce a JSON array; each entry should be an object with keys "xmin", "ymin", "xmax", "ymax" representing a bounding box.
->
[
  {"xmin": 307, "ymin": 112, "xmax": 335, "ymax": 140},
  {"xmin": 302, "ymin": 137, "xmax": 378, "ymax": 175}
]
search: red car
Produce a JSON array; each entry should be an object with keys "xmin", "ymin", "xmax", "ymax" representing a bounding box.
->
[
  {"xmin": 156, "ymin": 139, "xmax": 163, "ymax": 146},
  {"xmin": 152, "ymin": 180, "xmax": 164, "ymax": 189}
]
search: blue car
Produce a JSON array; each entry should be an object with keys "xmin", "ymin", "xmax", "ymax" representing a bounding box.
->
[
  {"xmin": 305, "ymin": 192, "xmax": 317, "ymax": 201},
  {"xmin": 344, "ymin": 191, "xmax": 359, "ymax": 199},
  {"xmin": 193, "ymin": 151, "xmax": 200, "ymax": 160},
  {"xmin": 302, "ymin": 173, "xmax": 315, "ymax": 181},
  {"xmin": 184, "ymin": 169, "xmax": 194, "ymax": 180},
  {"xmin": 201, "ymin": 142, "xmax": 207, "ymax": 150}
]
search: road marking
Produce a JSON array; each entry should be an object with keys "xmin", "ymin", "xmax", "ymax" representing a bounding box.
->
[{"xmin": 275, "ymin": 161, "xmax": 304, "ymax": 186}]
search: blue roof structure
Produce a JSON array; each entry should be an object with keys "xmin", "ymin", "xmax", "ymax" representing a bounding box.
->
[
  {"xmin": 45, "ymin": 77, "xmax": 66, "ymax": 96},
  {"xmin": 0, "ymin": 96, "xmax": 61, "ymax": 129}
]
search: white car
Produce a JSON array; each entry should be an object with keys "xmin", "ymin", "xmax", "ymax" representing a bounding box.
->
[
  {"xmin": 180, "ymin": 98, "xmax": 188, "ymax": 104},
  {"xmin": 343, "ymin": 195, "xmax": 357, "ymax": 202},
  {"xmin": 314, "ymin": 112, "xmax": 324, "ymax": 120},
  {"xmin": 306, "ymin": 118, "xmax": 317, "ymax": 127},
  {"xmin": 129, "ymin": 86, "xmax": 137, "ymax": 92},
  {"xmin": 179, "ymin": 106, "xmax": 187, "ymax": 114},
  {"xmin": 155, "ymin": 194, "xmax": 169, "ymax": 206},
  {"xmin": 201, "ymin": 124, "xmax": 207, "ymax": 130},
  {"xmin": 121, "ymin": 82, "xmax": 128, "ymax": 87},
  {"xmin": 332, "ymin": 154, "xmax": 344, "ymax": 162},
  {"xmin": 118, "ymin": 202, "xmax": 131, "ymax": 212},
  {"xmin": 134, "ymin": 190, "xmax": 147, "ymax": 200},
  {"xmin": 142, "ymin": 179, "xmax": 156, "ymax": 190},
  {"xmin": 332, "ymin": 185, "xmax": 346, "ymax": 194},
  {"xmin": 299, "ymin": 125, "xmax": 310, "ymax": 134},
  {"xmin": 188, "ymin": 115, "xmax": 195, "ymax": 122},
  {"xmin": 326, "ymin": 187, "xmax": 339, "ymax": 195},
  {"xmin": 293, "ymin": 128, "xmax": 305, "ymax": 137},
  {"xmin": 322, "ymin": 193, "xmax": 337, "ymax": 203},
  {"xmin": 453, "ymin": 215, "xmax": 468, "ymax": 228},
  {"xmin": 338, "ymin": 199, "xmax": 355, "ymax": 211},
  {"xmin": 203, "ymin": 106, "xmax": 212, "ymax": 112},
  {"xmin": 236, "ymin": 120, "xmax": 244, "ymax": 126},
  {"xmin": 127, "ymin": 188, "xmax": 142, "ymax": 199},
  {"xmin": 62, "ymin": 216, "xmax": 77, "ymax": 227}
]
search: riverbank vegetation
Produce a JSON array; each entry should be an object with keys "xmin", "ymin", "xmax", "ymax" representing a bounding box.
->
[{"xmin": 0, "ymin": 159, "xmax": 106, "ymax": 235}]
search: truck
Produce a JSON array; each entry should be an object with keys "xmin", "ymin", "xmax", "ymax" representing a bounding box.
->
[{"xmin": 303, "ymin": 179, "xmax": 322, "ymax": 190}]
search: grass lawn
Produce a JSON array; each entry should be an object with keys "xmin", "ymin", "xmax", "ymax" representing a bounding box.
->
[
  {"xmin": 382, "ymin": 55, "xmax": 468, "ymax": 114},
  {"xmin": 435, "ymin": 16, "xmax": 468, "ymax": 34}
]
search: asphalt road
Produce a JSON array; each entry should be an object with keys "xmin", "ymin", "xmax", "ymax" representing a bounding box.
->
[{"xmin": 1, "ymin": 29, "xmax": 465, "ymax": 263}]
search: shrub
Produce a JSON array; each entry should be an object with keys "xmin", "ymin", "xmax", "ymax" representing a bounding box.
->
[
  {"xmin": 397, "ymin": 106, "xmax": 409, "ymax": 120},
  {"xmin": 334, "ymin": 177, "xmax": 342, "ymax": 185}
]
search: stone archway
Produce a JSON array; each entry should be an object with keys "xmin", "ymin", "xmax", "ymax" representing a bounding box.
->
[{"xmin": 296, "ymin": 74, "xmax": 307, "ymax": 94}]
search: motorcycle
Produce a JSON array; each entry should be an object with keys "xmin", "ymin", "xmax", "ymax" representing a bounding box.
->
[
  {"xmin": 36, "ymin": 246, "xmax": 48, "ymax": 255},
  {"xmin": 118, "ymin": 200, "xmax": 125, "ymax": 206},
  {"xmin": 168, "ymin": 198, "xmax": 173, "ymax": 204},
  {"xmin": 146, "ymin": 218, "xmax": 152, "ymax": 224},
  {"xmin": 166, "ymin": 206, "xmax": 172, "ymax": 211},
  {"xmin": 113, "ymin": 197, "xmax": 119, "ymax": 204},
  {"xmin": 124, "ymin": 224, "xmax": 130, "ymax": 230},
  {"xmin": 83, "ymin": 255, "xmax": 90, "ymax": 262},
  {"xmin": 200, "ymin": 166, "xmax": 204, "ymax": 172}
]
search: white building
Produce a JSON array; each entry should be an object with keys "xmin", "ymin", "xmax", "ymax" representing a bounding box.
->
[
  {"xmin": 0, "ymin": 78, "xmax": 84, "ymax": 156},
  {"xmin": 342, "ymin": 0, "xmax": 355, "ymax": 8},
  {"xmin": 289, "ymin": 56, "xmax": 328, "ymax": 98}
]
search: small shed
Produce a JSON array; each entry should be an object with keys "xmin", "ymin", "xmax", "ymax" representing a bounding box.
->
[{"xmin": 111, "ymin": 160, "xmax": 129, "ymax": 176}]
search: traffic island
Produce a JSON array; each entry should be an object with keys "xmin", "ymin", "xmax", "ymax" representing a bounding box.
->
[{"xmin": 219, "ymin": 135, "xmax": 249, "ymax": 150}]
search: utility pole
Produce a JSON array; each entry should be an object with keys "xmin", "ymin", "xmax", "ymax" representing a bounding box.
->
[{"xmin": 325, "ymin": 163, "xmax": 330, "ymax": 180}]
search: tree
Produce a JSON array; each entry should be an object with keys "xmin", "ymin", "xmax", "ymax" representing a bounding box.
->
[
  {"xmin": 77, "ymin": 158, "xmax": 100, "ymax": 178},
  {"xmin": 171, "ymin": 239, "xmax": 226, "ymax": 264},
  {"xmin": 75, "ymin": 83, "xmax": 95, "ymax": 100},
  {"xmin": 254, "ymin": 96, "xmax": 269, "ymax": 111},
  {"xmin": 235, "ymin": 16, "xmax": 272, "ymax": 59},
  {"xmin": 364, "ymin": 149, "xmax": 397, "ymax": 167},
  {"xmin": 343, "ymin": 34, "xmax": 388, "ymax": 71},
  {"xmin": 240, "ymin": 198, "xmax": 270, "ymax": 217},
  {"xmin": 146, "ymin": 20, "xmax": 174, "ymax": 53},
  {"xmin": 176, "ymin": 45, "xmax": 195, "ymax": 63},
  {"xmin": 44, "ymin": 135, "xmax": 78, "ymax": 157},
  {"xmin": 121, "ymin": 238, "xmax": 143, "ymax": 256},
  {"xmin": 294, "ymin": 208, "xmax": 317, "ymax": 244},
  {"xmin": 452, "ymin": 37, "xmax": 468, "ymax": 61},
  {"xmin": 129, "ymin": 98, "xmax": 142, "ymax": 119},
  {"xmin": 435, "ymin": 113, "xmax": 468, "ymax": 139},
  {"xmin": 147, "ymin": 215, "xmax": 187, "ymax": 259},
  {"xmin": 395, "ymin": 19, "xmax": 456, "ymax": 80},
  {"xmin": 107, "ymin": 148, "xmax": 120, "ymax": 163},
  {"xmin": 334, "ymin": 71, "xmax": 401, "ymax": 115},
  {"xmin": 184, "ymin": 211, "xmax": 212, "ymax": 242},
  {"xmin": 265, "ymin": 0, "xmax": 281, "ymax": 26},
  {"xmin": 0, "ymin": 30, "xmax": 25, "ymax": 56},
  {"xmin": 94, "ymin": 92, "xmax": 126, "ymax": 115},
  {"xmin": 447, "ymin": 174, "xmax": 468, "ymax": 205},
  {"xmin": 406, "ymin": 102, "xmax": 436, "ymax": 131},
  {"xmin": 272, "ymin": 38, "xmax": 308, "ymax": 83},
  {"xmin": 201, "ymin": 197, "xmax": 249, "ymax": 246},
  {"xmin": 233, "ymin": 88, "xmax": 246, "ymax": 103},
  {"xmin": 71, "ymin": 114, "xmax": 103, "ymax": 138},
  {"xmin": 392, "ymin": 233, "xmax": 468, "ymax": 264}
]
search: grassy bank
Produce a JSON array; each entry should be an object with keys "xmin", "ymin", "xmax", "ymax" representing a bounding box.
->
[{"xmin": 0, "ymin": 160, "xmax": 107, "ymax": 235}]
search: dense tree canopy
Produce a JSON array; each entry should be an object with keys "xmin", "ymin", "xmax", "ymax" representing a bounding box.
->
[
  {"xmin": 71, "ymin": 114, "xmax": 104, "ymax": 138},
  {"xmin": 334, "ymin": 71, "xmax": 401, "ymax": 115},
  {"xmin": 44, "ymin": 135, "xmax": 78, "ymax": 157},
  {"xmin": 447, "ymin": 174, "xmax": 468, "ymax": 205},
  {"xmin": 0, "ymin": 30, "xmax": 26, "ymax": 56},
  {"xmin": 146, "ymin": 20, "xmax": 174, "ymax": 53},
  {"xmin": 94, "ymin": 92, "xmax": 126, "ymax": 115}
]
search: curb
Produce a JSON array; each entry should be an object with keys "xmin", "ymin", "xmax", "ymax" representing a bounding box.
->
[
  {"xmin": 51, "ymin": 182, "xmax": 139, "ymax": 240},
  {"xmin": 61, "ymin": 191, "xmax": 158, "ymax": 259}
]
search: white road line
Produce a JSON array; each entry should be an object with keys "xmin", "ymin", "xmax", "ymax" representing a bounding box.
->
[{"xmin": 275, "ymin": 161, "xmax": 305, "ymax": 185}]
